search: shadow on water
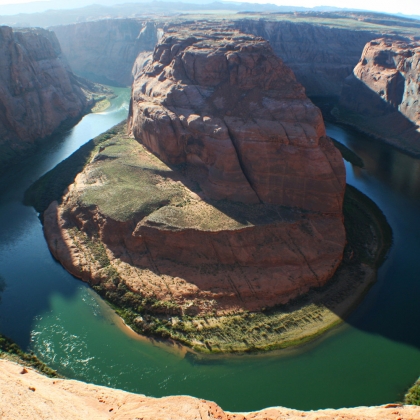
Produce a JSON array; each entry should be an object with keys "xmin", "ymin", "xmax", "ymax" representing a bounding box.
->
[
  {"xmin": 324, "ymin": 121, "xmax": 420, "ymax": 353},
  {"xmin": 337, "ymin": 74, "xmax": 420, "ymax": 155},
  {"xmin": 0, "ymin": 89, "xmax": 131, "ymax": 349}
]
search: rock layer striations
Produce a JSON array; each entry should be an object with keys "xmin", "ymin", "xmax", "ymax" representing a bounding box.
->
[
  {"xmin": 43, "ymin": 26, "xmax": 345, "ymax": 326},
  {"xmin": 0, "ymin": 26, "xmax": 88, "ymax": 172},
  {"xmin": 233, "ymin": 19, "xmax": 379, "ymax": 96},
  {"xmin": 338, "ymin": 38, "xmax": 420, "ymax": 154},
  {"xmin": 128, "ymin": 24, "xmax": 345, "ymax": 213}
]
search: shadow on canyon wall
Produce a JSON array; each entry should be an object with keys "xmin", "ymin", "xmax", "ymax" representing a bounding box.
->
[{"xmin": 337, "ymin": 75, "xmax": 420, "ymax": 156}]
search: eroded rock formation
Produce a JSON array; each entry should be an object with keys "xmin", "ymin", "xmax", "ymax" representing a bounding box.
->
[
  {"xmin": 1, "ymin": 360, "xmax": 420, "ymax": 420},
  {"xmin": 338, "ymin": 38, "xmax": 420, "ymax": 154},
  {"xmin": 41, "ymin": 25, "xmax": 346, "ymax": 324},
  {"xmin": 0, "ymin": 25, "xmax": 88, "ymax": 172},
  {"xmin": 52, "ymin": 20, "xmax": 159, "ymax": 86},
  {"xmin": 128, "ymin": 24, "xmax": 345, "ymax": 213}
]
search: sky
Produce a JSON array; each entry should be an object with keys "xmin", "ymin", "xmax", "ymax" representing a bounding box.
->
[{"xmin": 0, "ymin": 0, "xmax": 419, "ymax": 17}]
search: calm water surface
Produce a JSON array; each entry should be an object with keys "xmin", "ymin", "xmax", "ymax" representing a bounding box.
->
[{"xmin": 0, "ymin": 93, "xmax": 419, "ymax": 412}]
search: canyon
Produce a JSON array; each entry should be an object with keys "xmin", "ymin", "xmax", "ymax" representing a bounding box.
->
[
  {"xmin": 52, "ymin": 20, "xmax": 159, "ymax": 86},
  {"xmin": 50, "ymin": 13, "xmax": 420, "ymax": 96},
  {"xmin": 0, "ymin": 8, "xmax": 419, "ymax": 419},
  {"xmin": 0, "ymin": 26, "xmax": 95, "ymax": 173},
  {"xmin": 20, "ymin": 19, "xmax": 401, "ymax": 361},
  {"xmin": 43, "ymin": 25, "xmax": 346, "ymax": 321}
]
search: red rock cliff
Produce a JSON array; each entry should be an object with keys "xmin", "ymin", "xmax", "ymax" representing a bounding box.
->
[
  {"xmin": 233, "ymin": 19, "xmax": 379, "ymax": 96},
  {"xmin": 0, "ymin": 25, "xmax": 88, "ymax": 172},
  {"xmin": 128, "ymin": 24, "xmax": 345, "ymax": 213}
]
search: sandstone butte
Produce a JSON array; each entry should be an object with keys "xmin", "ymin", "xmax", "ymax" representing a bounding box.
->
[
  {"xmin": 1, "ymin": 359, "xmax": 420, "ymax": 420},
  {"xmin": 0, "ymin": 25, "xmax": 91, "ymax": 172},
  {"xmin": 44, "ymin": 24, "xmax": 346, "ymax": 320},
  {"xmin": 339, "ymin": 38, "xmax": 420, "ymax": 155}
]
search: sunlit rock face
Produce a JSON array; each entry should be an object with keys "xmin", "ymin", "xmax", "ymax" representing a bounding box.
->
[
  {"xmin": 129, "ymin": 24, "xmax": 346, "ymax": 213},
  {"xmin": 0, "ymin": 25, "xmax": 88, "ymax": 171}
]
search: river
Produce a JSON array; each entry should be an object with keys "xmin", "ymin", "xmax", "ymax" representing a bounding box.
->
[{"xmin": 0, "ymin": 90, "xmax": 419, "ymax": 412}]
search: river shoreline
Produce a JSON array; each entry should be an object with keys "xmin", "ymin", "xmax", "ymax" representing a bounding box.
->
[
  {"xmin": 25, "ymin": 121, "xmax": 392, "ymax": 353},
  {"xmin": 311, "ymin": 96, "xmax": 420, "ymax": 159},
  {"xmin": 95, "ymin": 184, "xmax": 391, "ymax": 353}
]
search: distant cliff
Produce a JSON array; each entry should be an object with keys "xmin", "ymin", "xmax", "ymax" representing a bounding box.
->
[
  {"xmin": 0, "ymin": 26, "xmax": 88, "ymax": 173},
  {"xmin": 338, "ymin": 38, "xmax": 420, "ymax": 155},
  {"xmin": 51, "ymin": 18, "xmax": 381, "ymax": 96},
  {"xmin": 233, "ymin": 19, "xmax": 379, "ymax": 96},
  {"xmin": 52, "ymin": 20, "xmax": 159, "ymax": 86}
]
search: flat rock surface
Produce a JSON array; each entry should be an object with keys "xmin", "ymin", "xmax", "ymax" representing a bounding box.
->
[{"xmin": 1, "ymin": 360, "xmax": 419, "ymax": 420}]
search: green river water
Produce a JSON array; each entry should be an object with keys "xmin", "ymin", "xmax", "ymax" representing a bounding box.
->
[{"xmin": 0, "ymin": 89, "xmax": 419, "ymax": 412}]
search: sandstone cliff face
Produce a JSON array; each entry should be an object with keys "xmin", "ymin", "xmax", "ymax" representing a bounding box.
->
[
  {"xmin": 232, "ymin": 19, "xmax": 378, "ymax": 96},
  {"xmin": 338, "ymin": 38, "xmax": 420, "ymax": 154},
  {"xmin": 49, "ymin": 15, "xmax": 419, "ymax": 101},
  {"xmin": 52, "ymin": 20, "xmax": 159, "ymax": 86},
  {"xmin": 51, "ymin": 17, "xmax": 380, "ymax": 96},
  {"xmin": 128, "ymin": 24, "xmax": 345, "ymax": 213},
  {"xmin": 0, "ymin": 25, "xmax": 88, "ymax": 172},
  {"xmin": 2, "ymin": 360, "xmax": 420, "ymax": 420}
]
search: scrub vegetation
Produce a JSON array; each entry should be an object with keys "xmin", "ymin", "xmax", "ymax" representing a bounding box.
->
[
  {"xmin": 405, "ymin": 378, "xmax": 420, "ymax": 406},
  {"xmin": 85, "ymin": 183, "xmax": 392, "ymax": 353},
  {"xmin": 0, "ymin": 334, "xmax": 60, "ymax": 378}
]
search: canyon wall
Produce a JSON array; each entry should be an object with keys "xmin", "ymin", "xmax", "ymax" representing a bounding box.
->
[
  {"xmin": 52, "ymin": 19, "xmax": 159, "ymax": 86},
  {"xmin": 0, "ymin": 25, "xmax": 88, "ymax": 172},
  {"xmin": 338, "ymin": 38, "xmax": 420, "ymax": 155},
  {"xmin": 233, "ymin": 19, "xmax": 379, "ymax": 96},
  {"xmin": 51, "ymin": 18, "xmax": 381, "ymax": 96},
  {"xmin": 2, "ymin": 359, "xmax": 420, "ymax": 420}
]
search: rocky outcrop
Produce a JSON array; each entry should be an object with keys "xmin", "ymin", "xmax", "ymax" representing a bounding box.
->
[
  {"xmin": 1, "ymin": 359, "xmax": 420, "ymax": 420},
  {"xmin": 41, "ymin": 25, "xmax": 346, "ymax": 321},
  {"xmin": 0, "ymin": 25, "xmax": 89, "ymax": 172},
  {"xmin": 338, "ymin": 38, "xmax": 420, "ymax": 155},
  {"xmin": 128, "ymin": 24, "xmax": 345, "ymax": 213},
  {"xmin": 52, "ymin": 20, "xmax": 160, "ymax": 86},
  {"xmin": 233, "ymin": 19, "xmax": 379, "ymax": 96},
  {"xmin": 42, "ymin": 122, "xmax": 345, "ymax": 317}
]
